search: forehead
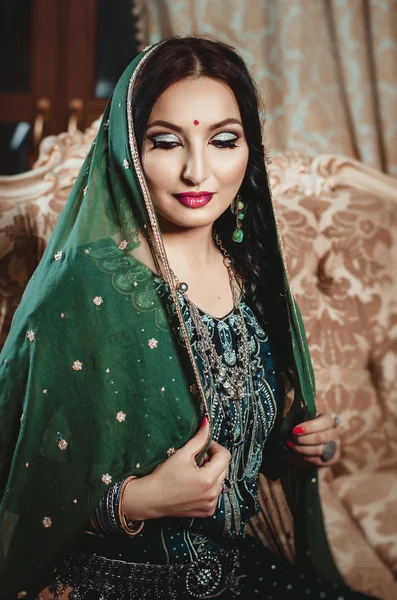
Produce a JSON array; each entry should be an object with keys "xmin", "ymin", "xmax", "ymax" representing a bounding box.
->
[{"xmin": 148, "ymin": 76, "xmax": 241, "ymax": 125}]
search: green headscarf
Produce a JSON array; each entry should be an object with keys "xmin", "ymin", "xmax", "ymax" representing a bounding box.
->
[{"xmin": 0, "ymin": 42, "xmax": 341, "ymax": 599}]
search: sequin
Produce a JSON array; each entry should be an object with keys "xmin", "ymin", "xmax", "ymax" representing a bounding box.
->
[
  {"xmin": 101, "ymin": 473, "xmax": 112, "ymax": 485},
  {"xmin": 161, "ymin": 387, "xmax": 165, "ymax": 392},
  {"xmin": 26, "ymin": 330, "xmax": 35, "ymax": 342},
  {"xmin": 104, "ymin": 119, "xmax": 109, "ymax": 130},
  {"xmin": 17, "ymin": 592, "xmax": 28, "ymax": 598},
  {"xmin": 54, "ymin": 251, "xmax": 63, "ymax": 261},
  {"xmin": 43, "ymin": 389, "xmax": 48, "ymax": 394},
  {"xmin": 42, "ymin": 516, "xmax": 52, "ymax": 528},
  {"xmin": 148, "ymin": 338, "xmax": 158, "ymax": 349},
  {"xmin": 119, "ymin": 240, "xmax": 128, "ymax": 250},
  {"xmin": 106, "ymin": 368, "xmax": 110, "ymax": 373},
  {"xmin": 58, "ymin": 439, "xmax": 68, "ymax": 451},
  {"xmin": 72, "ymin": 360, "xmax": 83, "ymax": 371},
  {"xmin": 136, "ymin": 463, "xmax": 140, "ymax": 469},
  {"xmin": 83, "ymin": 186, "xmax": 88, "ymax": 196},
  {"xmin": 116, "ymin": 411, "xmax": 126, "ymax": 422},
  {"xmin": 311, "ymin": 478, "xmax": 316, "ymax": 483},
  {"xmin": 167, "ymin": 447, "xmax": 176, "ymax": 457},
  {"xmin": 20, "ymin": 414, "xmax": 23, "ymax": 424},
  {"xmin": 123, "ymin": 159, "xmax": 130, "ymax": 169},
  {"xmin": 60, "ymin": 313, "xmax": 66, "ymax": 319},
  {"xmin": 25, "ymin": 463, "xmax": 29, "ymax": 468},
  {"xmin": 93, "ymin": 296, "xmax": 104, "ymax": 306},
  {"xmin": 73, "ymin": 499, "xmax": 78, "ymax": 504}
]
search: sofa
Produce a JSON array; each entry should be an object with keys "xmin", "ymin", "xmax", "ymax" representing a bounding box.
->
[{"xmin": 1, "ymin": 123, "xmax": 397, "ymax": 599}]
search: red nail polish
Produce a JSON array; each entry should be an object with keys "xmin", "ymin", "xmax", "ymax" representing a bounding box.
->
[
  {"xmin": 286, "ymin": 440, "xmax": 294, "ymax": 449},
  {"xmin": 293, "ymin": 426, "xmax": 305, "ymax": 434},
  {"xmin": 200, "ymin": 416, "xmax": 207, "ymax": 428}
]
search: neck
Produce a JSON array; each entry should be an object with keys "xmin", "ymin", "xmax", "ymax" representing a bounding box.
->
[{"xmin": 157, "ymin": 217, "xmax": 217, "ymax": 272}]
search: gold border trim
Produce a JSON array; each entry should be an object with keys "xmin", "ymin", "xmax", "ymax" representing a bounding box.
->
[{"xmin": 126, "ymin": 45, "xmax": 211, "ymax": 434}]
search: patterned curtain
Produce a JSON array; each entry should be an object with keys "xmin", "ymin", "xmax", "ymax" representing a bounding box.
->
[{"xmin": 134, "ymin": 0, "xmax": 397, "ymax": 176}]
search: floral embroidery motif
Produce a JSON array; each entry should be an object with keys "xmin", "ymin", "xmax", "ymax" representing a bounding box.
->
[
  {"xmin": 123, "ymin": 159, "xmax": 130, "ymax": 170},
  {"xmin": 101, "ymin": 473, "xmax": 112, "ymax": 485},
  {"xmin": 26, "ymin": 330, "xmax": 35, "ymax": 342},
  {"xmin": 72, "ymin": 360, "xmax": 83, "ymax": 371},
  {"xmin": 119, "ymin": 240, "xmax": 128, "ymax": 250},
  {"xmin": 93, "ymin": 296, "xmax": 104, "ymax": 306},
  {"xmin": 148, "ymin": 338, "xmax": 158, "ymax": 349},
  {"xmin": 58, "ymin": 439, "xmax": 68, "ymax": 451},
  {"xmin": 54, "ymin": 251, "xmax": 63, "ymax": 261},
  {"xmin": 42, "ymin": 516, "xmax": 52, "ymax": 528},
  {"xmin": 116, "ymin": 411, "xmax": 126, "ymax": 422},
  {"xmin": 167, "ymin": 447, "xmax": 176, "ymax": 457}
]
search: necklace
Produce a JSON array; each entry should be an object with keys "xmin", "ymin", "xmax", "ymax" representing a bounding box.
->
[{"xmin": 167, "ymin": 231, "xmax": 251, "ymax": 402}]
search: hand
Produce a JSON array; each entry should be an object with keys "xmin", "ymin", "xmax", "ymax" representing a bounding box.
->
[
  {"xmin": 123, "ymin": 417, "xmax": 231, "ymax": 521},
  {"xmin": 285, "ymin": 412, "xmax": 341, "ymax": 468}
]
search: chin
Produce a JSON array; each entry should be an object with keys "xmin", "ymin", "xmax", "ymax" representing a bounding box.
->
[{"xmin": 156, "ymin": 203, "xmax": 229, "ymax": 230}]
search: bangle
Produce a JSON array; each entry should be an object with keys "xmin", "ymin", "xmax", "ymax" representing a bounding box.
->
[
  {"xmin": 90, "ymin": 477, "xmax": 144, "ymax": 537},
  {"xmin": 118, "ymin": 475, "xmax": 145, "ymax": 537}
]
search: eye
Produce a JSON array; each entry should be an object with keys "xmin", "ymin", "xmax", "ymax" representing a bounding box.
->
[
  {"xmin": 149, "ymin": 133, "xmax": 181, "ymax": 150},
  {"xmin": 210, "ymin": 131, "xmax": 239, "ymax": 149}
]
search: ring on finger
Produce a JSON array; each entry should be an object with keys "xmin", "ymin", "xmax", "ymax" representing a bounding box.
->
[{"xmin": 321, "ymin": 440, "xmax": 337, "ymax": 462}]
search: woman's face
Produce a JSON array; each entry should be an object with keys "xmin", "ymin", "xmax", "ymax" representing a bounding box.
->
[{"xmin": 141, "ymin": 76, "xmax": 249, "ymax": 230}]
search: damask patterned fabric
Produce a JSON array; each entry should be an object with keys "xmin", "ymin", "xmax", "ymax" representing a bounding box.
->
[
  {"xmin": 1, "ymin": 146, "xmax": 397, "ymax": 599},
  {"xmin": 134, "ymin": 0, "xmax": 397, "ymax": 176}
]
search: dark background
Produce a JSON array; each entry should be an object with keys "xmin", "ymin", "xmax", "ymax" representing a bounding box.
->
[{"xmin": 0, "ymin": 0, "xmax": 140, "ymax": 175}]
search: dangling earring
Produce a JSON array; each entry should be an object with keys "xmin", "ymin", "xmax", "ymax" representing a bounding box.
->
[{"xmin": 231, "ymin": 194, "xmax": 245, "ymax": 243}]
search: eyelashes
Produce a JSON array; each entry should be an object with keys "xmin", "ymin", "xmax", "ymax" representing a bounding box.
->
[{"xmin": 148, "ymin": 131, "xmax": 240, "ymax": 150}]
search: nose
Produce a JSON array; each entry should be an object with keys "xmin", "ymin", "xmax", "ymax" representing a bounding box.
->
[{"xmin": 182, "ymin": 144, "xmax": 209, "ymax": 186}]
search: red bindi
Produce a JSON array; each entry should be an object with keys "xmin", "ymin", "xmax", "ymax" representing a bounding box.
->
[{"xmin": 193, "ymin": 120, "xmax": 199, "ymax": 125}]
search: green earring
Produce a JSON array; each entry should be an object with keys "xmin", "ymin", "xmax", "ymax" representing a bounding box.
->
[{"xmin": 231, "ymin": 194, "xmax": 245, "ymax": 243}]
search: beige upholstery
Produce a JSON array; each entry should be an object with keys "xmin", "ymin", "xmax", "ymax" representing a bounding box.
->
[
  {"xmin": 1, "ymin": 126, "xmax": 397, "ymax": 599},
  {"xmin": 268, "ymin": 153, "xmax": 397, "ymax": 599}
]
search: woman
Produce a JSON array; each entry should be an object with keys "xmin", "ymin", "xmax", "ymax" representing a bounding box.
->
[{"xmin": 0, "ymin": 37, "xmax": 377, "ymax": 599}]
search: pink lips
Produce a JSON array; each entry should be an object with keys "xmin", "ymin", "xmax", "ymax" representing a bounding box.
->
[{"xmin": 173, "ymin": 191, "xmax": 214, "ymax": 209}]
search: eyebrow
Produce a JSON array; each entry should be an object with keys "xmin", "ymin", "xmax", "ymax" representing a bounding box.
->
[{"xmin": 146, "ymin": 118, "xmax": 243, "ymax": 133}]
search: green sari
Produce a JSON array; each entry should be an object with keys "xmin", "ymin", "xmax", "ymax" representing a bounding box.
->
[{"xmin": 0, "ymin": 42, "xmax": 341, "ymax": 599}]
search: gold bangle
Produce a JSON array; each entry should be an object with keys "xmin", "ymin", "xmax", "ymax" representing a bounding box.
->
[{"xmin": 118, "ymin": 475, "xmax": 145, "ymax": 537}]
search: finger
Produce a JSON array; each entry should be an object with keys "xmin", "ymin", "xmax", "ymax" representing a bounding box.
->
[
  {"xmin": 292, "ymin": 413, "xmax": 335, "ymax": 437},
  {"xmin": 287, "ymin": 439, "xmax": 341, "ymax": 460},
  {"xmin": 291, "ymin": 427, "xmax": 340, "ymax": 446},
  {"xmin": 182, "ymin": 417, "xmax": 210, "ymax": 457},
  {"xmin": 299, "ymin": 446, "xmax": 342, "ymax": 467},
  {"xmin": 286, "ymin": 441, "xmax": 324, "ymax": 456},
  {"xmin": 201, "ymin": 445, "xmax": 231, "ymax": 477},
  {"xmin": 198, "ymin": 452, "xmax": 210, "ymax": 467}
]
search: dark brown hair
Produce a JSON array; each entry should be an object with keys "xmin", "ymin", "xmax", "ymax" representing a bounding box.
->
[{"xmin": 132, "ymin": 36, "xmax": 294, "ymax": 387}]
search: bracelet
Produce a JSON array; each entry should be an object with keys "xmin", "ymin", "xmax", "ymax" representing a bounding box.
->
[
  {"xmin": 90, "ymin": 476, "xmax": 145, "ymax": 537},
  {"xmin": 118, "ymin": 475, "xmax": 145, "ymax": 537}
]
